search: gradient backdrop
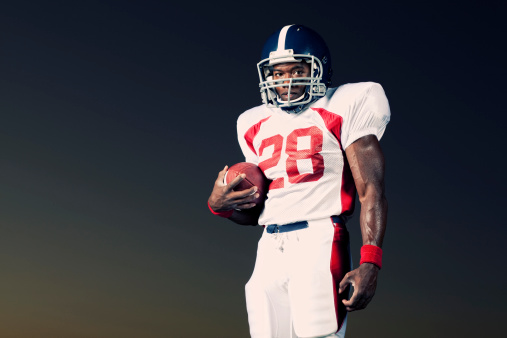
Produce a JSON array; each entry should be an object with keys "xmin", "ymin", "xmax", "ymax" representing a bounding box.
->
[{"xmin": 1, "ymin": 1, "xmax": 505, "ymax": 337}]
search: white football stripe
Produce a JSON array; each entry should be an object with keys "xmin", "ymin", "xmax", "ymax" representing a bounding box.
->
[{"xmin": 277, "ymin": 24, "xmax": 294, "ymax": 51}]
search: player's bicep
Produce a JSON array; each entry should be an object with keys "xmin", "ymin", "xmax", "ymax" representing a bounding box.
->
[{"xmin": 345, "ymin": 135, "xmax": 385, "ymax": 199}]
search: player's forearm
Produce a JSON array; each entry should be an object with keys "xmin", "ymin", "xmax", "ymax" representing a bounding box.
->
[
  {"xmin": 359, "ymin": 189, "xmax": 387, "ymax": 247},
  {"xmin": 346, "ymin": 135, "xmax": 387, "ymax": 248}
]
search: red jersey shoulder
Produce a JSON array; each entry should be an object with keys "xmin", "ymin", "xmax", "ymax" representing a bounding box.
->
[{"xmin": 309, "ymin": 82, "xmax": 386, "ymax": 145}]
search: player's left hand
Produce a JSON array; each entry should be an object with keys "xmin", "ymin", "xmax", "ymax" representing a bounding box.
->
[{"xmin": 338, "ymin": 263, "xmax": 379, "ymax": 312}]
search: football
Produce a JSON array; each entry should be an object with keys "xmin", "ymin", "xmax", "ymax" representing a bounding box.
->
[{"xmin": 224, "ymin": 162, "xmax": 270, "ymax": 207}]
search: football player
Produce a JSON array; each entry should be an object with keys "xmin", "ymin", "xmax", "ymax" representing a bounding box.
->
[{"xmin": 208, "ymin": 24, "xmax": 390, "ymax": 338}]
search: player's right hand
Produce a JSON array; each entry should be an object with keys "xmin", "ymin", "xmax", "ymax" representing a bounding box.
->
[
  {"xmin": 208, "ymin": 165, "xmax": 259, "ymax": 213},
  {"xmin": 338, "ymin": 263, "xmax": 379, "ymax": 312}
]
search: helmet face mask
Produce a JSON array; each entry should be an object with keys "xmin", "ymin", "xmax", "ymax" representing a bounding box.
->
[
  {"xmin": 257, "ymin": 25, "xmax": 332, "ymax": 110},
  {"xmin": 258, "ymin": 54, "xmax": 327, "ymax": 108}
]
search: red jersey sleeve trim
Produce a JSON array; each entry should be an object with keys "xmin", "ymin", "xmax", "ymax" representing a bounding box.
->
[
  {"xmin": 244, "ymin": 116, "xmax": 271, "ymax": 156},
  {"xmin": 311, "ymin": 107, "xmax": 344, "ymax": 150},
  {"xmin": 312, "ymin": 107, "xmax": 356, "ymax": 216}
]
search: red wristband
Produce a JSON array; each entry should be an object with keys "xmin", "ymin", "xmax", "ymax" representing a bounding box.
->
[
  {"xmin": 208, "ymin": 201, "xmax": 233, "ymax": 218},
  {"xmin": 360, "ymin": 245, "xmax": 383, "ymax": 269}
]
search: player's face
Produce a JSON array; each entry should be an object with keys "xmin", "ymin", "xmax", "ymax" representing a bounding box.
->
[{"xmin": 272, "ymin": 62, "xmax": 311, "ymax": 101}]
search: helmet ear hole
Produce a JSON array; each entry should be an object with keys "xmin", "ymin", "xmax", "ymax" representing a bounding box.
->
[{"xmin": 264, "ymin": 66, "xmax": 273, "ymax": 78}]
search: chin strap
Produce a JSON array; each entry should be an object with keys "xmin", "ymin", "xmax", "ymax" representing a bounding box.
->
[
  {"xmin": 281, "ymin": 104, "xmax": 306, "ymax": 114},
  {"xmin": 280, "ymin": 92, "xmax": 320, "ymax": 114},
  {"xmin": 276, "ymin": 92, "xmax": 306, "ymax": 105}
]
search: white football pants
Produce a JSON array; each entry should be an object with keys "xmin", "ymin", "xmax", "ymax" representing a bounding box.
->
[{"xmin": 245, "ymin": 217, "xmax": 351, "ymax": 338}]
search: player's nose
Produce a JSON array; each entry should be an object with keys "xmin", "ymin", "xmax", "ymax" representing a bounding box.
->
[{"xmin": 281, "ymin": 75, "xmax": 293, "ymax": 86}]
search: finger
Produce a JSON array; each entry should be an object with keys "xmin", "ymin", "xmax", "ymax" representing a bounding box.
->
[
  {"xmin": 226, "ymin": 173, "xmax": 247, "ymax": 191},
  {"xmin": 344, "ymin": 288, "xmax": 371, "ymax": 312},
  {"xmin": 231, "ymin": 193, "xmax": 260, "ymax": 206},
  {"xmin": 216, "ymin": 165, "xmax": 228, "ymax": 186},
  {"xmin": 347, "ymin": 294, "xmax": 365, "ymax": 311},
  {"xmin": 342, "ymin": 287, "xmax": 358, "ymax": 308},
  {"xmin": 339, "ymin": 275, "xmax": 351, "ymax": 293},
  {"xmin": 234, "ymin": 202, "xmax": 257, "ymax": 210},
  {"xmin": 342, "ymin": 298, "xmax": 355, "ymax": 308},
  {"xmin": 347, "ymin": 300, "xmax": 367, "ymax": 312},
  {"xmin": 229, "ymin": 186, "xmax": 258, "ymax": 200}
]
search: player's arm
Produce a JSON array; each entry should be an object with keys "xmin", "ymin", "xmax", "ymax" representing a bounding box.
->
[
  {"xmin": 339, "ymin": 134, "xmax": 387, "ymax": 311},
  {"xmin": 208, "ymin": 166, "xmax": 262, "ymax": 226}
]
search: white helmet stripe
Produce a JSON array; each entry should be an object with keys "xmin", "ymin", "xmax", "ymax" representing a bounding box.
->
[{"xmin": 277, "ymin": 24, "xmax": 294, "ymax": 51}]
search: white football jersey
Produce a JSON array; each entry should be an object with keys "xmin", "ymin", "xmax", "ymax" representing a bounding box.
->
[{"xmin": 237, "ymin": 82, "xmax": 390, "ymax": 226}]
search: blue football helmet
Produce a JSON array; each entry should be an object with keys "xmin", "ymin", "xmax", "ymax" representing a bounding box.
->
[{"xmin": 257, "ymin": 24, "xmax": 332, "ymax": 111}]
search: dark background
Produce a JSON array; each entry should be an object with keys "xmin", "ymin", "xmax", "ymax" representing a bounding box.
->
[{"xmin": 1, "ymin": 1, "xmax": 505, "ymax": 337}]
